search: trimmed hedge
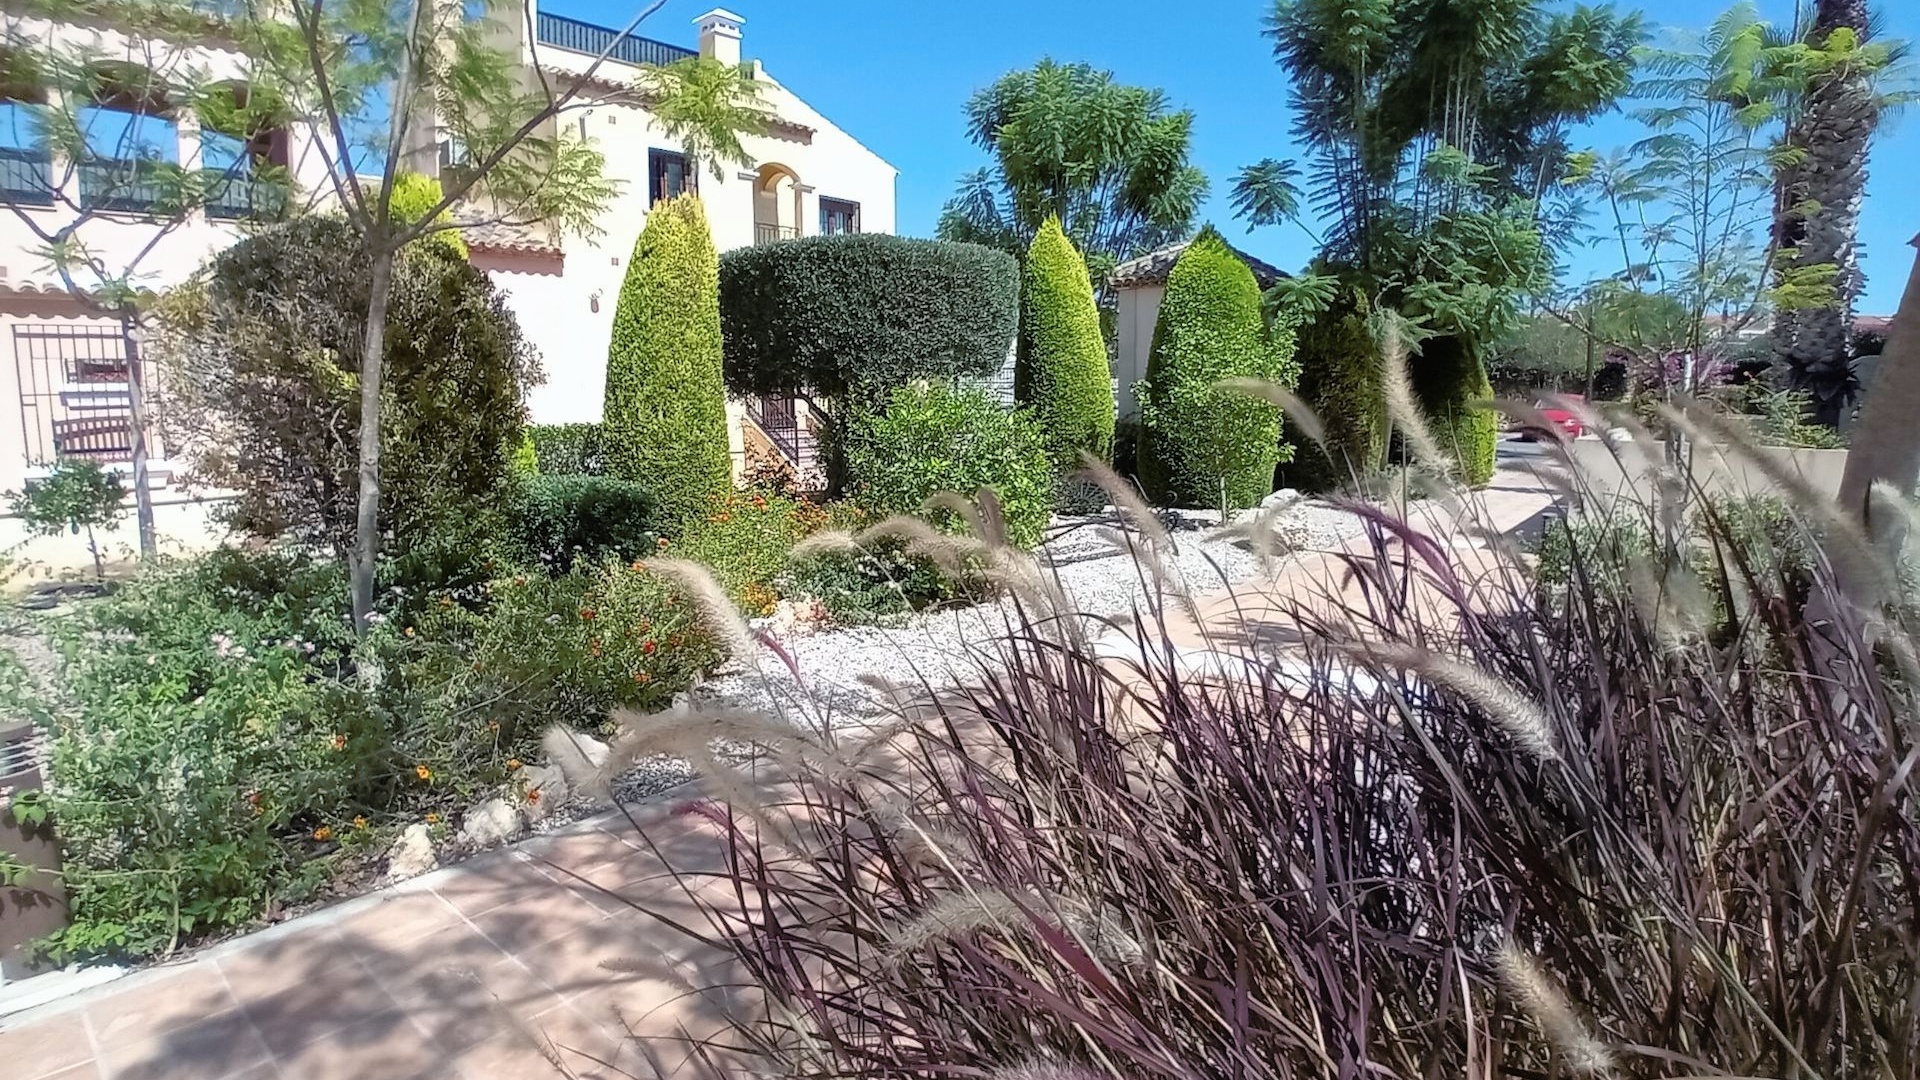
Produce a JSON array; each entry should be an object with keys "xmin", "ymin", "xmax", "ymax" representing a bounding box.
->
[
  {"xmin": 602, "ymin": 194, "xmax": 734, "ymax": 527},
  {"xmin": 1411, "ymin": 334, "xmax": 1497, "ymax": 487},
  {"xmin": 845, "ymin": 380, "xmax": 1052, "ymax": 550},
  {"xmin": 719, "ymin": 233, "xmax": 1019, "ymax": 404},
  {"xmin": 512, "ymin": 474, "xmax": 659, "ymax": 572},
  {"xmin": 529, "ymin": 423, "xmax": 606, "ymax": 475},
  {"xmin": 1018, "ymin": 216, "xmax": 1114, "ymax": 471},
  {"xmin": 1283, "ymin": 291, "xmax": 1387, "ymax": 492},
  {"xmin": 1136, "ymin": 230, "xmax": 1300, "ymax": 511}
]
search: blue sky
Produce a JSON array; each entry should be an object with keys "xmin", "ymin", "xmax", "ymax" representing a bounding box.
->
[{"xmin": 570, "ymin": 0, "xmax": 1920, "ymax": 314}]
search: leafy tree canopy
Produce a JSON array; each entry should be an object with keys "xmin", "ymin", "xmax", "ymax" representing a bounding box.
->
[{"xmin": 937, "ymin": 59, "xmax": 1207, "ymax": 293}]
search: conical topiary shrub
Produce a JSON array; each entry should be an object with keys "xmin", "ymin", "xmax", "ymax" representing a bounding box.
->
[
  {"xmin": 602, "ymin": 194, "xmax": 733, "ymax": 526},
  {"xmin": 1136, "ymin": 229, "xmax": 1299, "ymax": 511},
  {"xmin": 1018, "ymin": 216, "xmax": 1114, "ymax": 472}
]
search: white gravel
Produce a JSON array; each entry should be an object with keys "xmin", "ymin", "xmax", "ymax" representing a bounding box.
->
[{"xmin": 601, "ymin": 498, "xmax": 1366, "ymax": 804}]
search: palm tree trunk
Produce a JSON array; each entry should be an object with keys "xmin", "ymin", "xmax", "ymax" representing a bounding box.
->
[{"xmin": 1775, "ymin": 0, "xmax": 1876, "ymax": 427}]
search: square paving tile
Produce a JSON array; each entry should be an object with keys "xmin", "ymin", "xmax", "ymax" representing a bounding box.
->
[
  {"xmin": 268, "ymin": 1009, "xmax": 442, "ymax": 1080},
  {"xmin": 84, "ymin": 963, "xmax": 237, "ymax": 1046},
  {"xmin": 0, "ymin": 1010, "xmax": 94, "ymax": 1079},
  {"xmin": 234, "ymin": 947, "xmax": 398, "ymax": 1056},
  {"xmin": 354, "ymin": 920, "xmax": 514, "ymax": 986},
  {"xmin": 397, "ymin": 953, "xmax": 563, "ymax": 1054},
  {"xmin": 431, "ymin": 855, "xmax": 567, "ymax": 919},
  {"xmin": 465, "ymin": 887, "xmax": 610, "ymax": 958},
  {"xmin": 98, "ymin": 1006, "xmax": 273, "ymax": 1080},
  {"xmin": 40, "ymin": 1062, "xmax": 106, "ymax": 1080},
  {"xmin": 335, "ymin": 891, "xmax": 464, "ymax": 971}
]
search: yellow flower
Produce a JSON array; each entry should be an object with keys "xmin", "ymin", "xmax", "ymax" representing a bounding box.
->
[
  {"xmin": 331, "ymin": 734, "xmax": 347, "ymax": 751},
  {"xmin": 312, "ymin": 826, "xmax": 333, "ymax": 842},
  {"xmin": 415, "ymin": 764, "xmax": 433, "ymax": 781},
  {"xmin": 352, "ymin": 815, "xmax": 367, "ymax": 830},
  {"xmin": 425, "ymin": 812, "xmax": 440, "ymax": 824},
  {"xmin": 506, "ymin": 758, "xmax": 523, "ymax": 771}
]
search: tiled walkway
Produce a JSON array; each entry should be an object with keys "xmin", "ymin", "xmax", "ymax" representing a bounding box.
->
[
  {"xmin": 1, "ymin": 803, "xmax": 748, "ymax": 1080},
  {"xmin": 1, "ymin": 453, "xmax": 1561, "ymax": 1080}
]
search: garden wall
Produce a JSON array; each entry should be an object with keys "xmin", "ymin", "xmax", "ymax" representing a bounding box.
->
[{"xmin": 1568, "ymin": 440, "xmax": 1849, "ymax": 507}]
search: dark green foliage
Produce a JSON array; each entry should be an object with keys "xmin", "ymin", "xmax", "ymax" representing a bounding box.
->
[
  {"xmin": 1411, "ymin": 334, "xmax": 1497, "ymax": 487},
  {"xmin": 845, "ymin": 381, "xmax": 1052, "ymax": 550},
  {"xmin": 35, "ymin": 544, "xmax": 716, "ymax": 961},
  {"xmin": 159, "ymin": 216, "xmax": 537, "ymax": 557},
  {"xmin": 1136, "ymin": 231, "xmax": 1299, "ymax": 511},
  {"xmin": 528, "ymin": 423, "xmax": 608, "ymax": 475},
  {"xmin": 719, "ymin": 234, "xmax": 1019, "ymax": 406},
  {"xmin": 512, "ymin": 474, "xmax": 660, "ymax": 573},
  {"xmin": 936, "ymin": 59, "xmax": 1208, "ymax": 292},
  {"xmin": 1018, "ymin": 217, "xmax": 1115, "ymax": 471},
  {"xmin": 1284, "ymin": 293, "xmax": 1387, "ymax": 492},
  {"xmin": 602, "ymin": 195, "xmax": 733, "ymax": 527}
]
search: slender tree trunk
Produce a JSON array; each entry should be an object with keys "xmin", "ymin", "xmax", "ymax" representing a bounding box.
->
[
  {"xmin": 349, "ymin": 248, "xmax": 393, "ymax": 632},
  {"xmin": 120, "ymin": 313, "xmax": 156, "ymax": 559},
  {"xmin": 1775, "ymin": 0, "xmax": 1876, "ymax": 426}
]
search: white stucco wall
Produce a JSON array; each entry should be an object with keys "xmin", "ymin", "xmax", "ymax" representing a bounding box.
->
[
  {"xmin": 1114, "ymin": 283, "xmax": 1164, "ymax": 419},
  {"xmin": 507, "ymin": 21, "xmax": 898, "ymax": 425}
]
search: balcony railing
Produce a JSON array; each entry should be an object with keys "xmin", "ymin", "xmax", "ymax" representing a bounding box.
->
[
  {"xmin": 204, "ymin": 171, "xmax": 289, "ymax": 221},
  {"xmin": 77, "ymin": 159, "xmax": 174, "ymax": 214},
  {"xmin": 0, "ymin": 147, "xmax": 55, "ymax": 206},
  {"xmin": 754, "ymin": 223, "xmax": 798, "ymax": 246},
  {"xmin": 534, "ymin": 12, "xmax": 697, "ymax": 68}
]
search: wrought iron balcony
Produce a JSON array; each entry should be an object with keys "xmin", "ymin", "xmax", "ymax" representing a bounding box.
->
[
  {"xmin": 204, "ymin": 171, "xmax": 289, "ymax": 221},
  {"xmin": 534, "ymin": 12, "xmax": 697, "ymax": 68},
  {"xmin": 0, "ymin": 147, "xmax": 55, "ymax": 206}
]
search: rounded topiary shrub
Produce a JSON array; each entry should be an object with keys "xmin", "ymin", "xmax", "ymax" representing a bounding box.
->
[
  {"xmin": 602, "ymin": 194, "xmax": 734, "ymax": 528},
  {"xmin": 158, "ymin": 215, "xmax": 537, "ymax": 557},
  {"xmin": 719, "ymin": 233, "xmax": 1018, "ymax": 405},
  {"xmin": 844, "ymin": 380, "xmax": 1052, "ymax": 550},
  {"xmin": 1018, "ymin": 216, "xmax": 1114, "ymax": 471},
  {"xmin": 1283, "ymin": 291, "xmax": 1387, "ymax": 493},
  {"xmin": 512, "ymin": 473, "xmax": 659, "ymax": 572},
  {"xmin": 1411, "ymin": 334, "xmax": 1497, "ymax": 487},
  {"xmin": 1135, "ymin": 229, "xmax": 1300, "ymax": 511}
]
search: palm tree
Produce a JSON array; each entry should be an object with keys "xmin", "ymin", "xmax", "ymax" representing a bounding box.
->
[{"xmin": 1770, "ymin": 0, "xmax": 1911, "ymax": 426}]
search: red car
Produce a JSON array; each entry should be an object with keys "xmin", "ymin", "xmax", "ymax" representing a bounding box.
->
[{"xmin": 1517, "ymin": 395, "xmax": 1585, "ymax": 441}]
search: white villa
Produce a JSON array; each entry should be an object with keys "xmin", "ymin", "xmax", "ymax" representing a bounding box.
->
[{"xmin": 0, "ymin": 2, "xmax": 895, "ymax": 556}]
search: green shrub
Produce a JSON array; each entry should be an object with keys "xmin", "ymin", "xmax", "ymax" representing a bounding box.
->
[
  {"xmin": 602, "ymin": 194, "xmax": 733, "ymax": 527},
  {"xmin": 780, "ymin": 540, "xmax": 961, "ymax": 626},
  {"xmin": 1018, "ymin": 217, "xmax": 1114, "ymax": 471},
  {"xmin": 673, "ymin": 489, "xmax": 830, "ymax": 615},
  {"xmin": 1135, "ymin": 229, "xmax": 1300, "ymax": 511},
  {"xmin": 513, "ymin": 474, "xmax": 660, "ymax": 573},
  {"xmin": 1284, "ymin": 292, "xmax": 1387, "ymax": 492},
  {"xmin": 35, "ymin": 546, "xmax": 716, "ymax": 961},
  {"xmin": 528, "ymin": 423, "xmax": 607, "ymax": 475},
  {"xmin": 157, "ymin": 216, "xmax": 537, "ymax": 557},
  {"xmin": 845, "ymin": 381, "xmax": 1052, "ymax": 550},
  {"xmin": 1410, "ymin": 334, "xmax": 1497, "ymax": 487},
  {"xmin": 386, "ymin": 172, "xmax": 468, "ymax": 258},
  {"xmin": 719, "ymin": 233, "xmax": 1018, "ymax": 406}
]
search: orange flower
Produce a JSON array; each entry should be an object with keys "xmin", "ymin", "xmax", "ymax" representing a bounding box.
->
[
  {"xmin": 642, "ymin": 640, "xmax": 657, "ymax": 655},
  {"xmin": 655, "ymin": 537, "xmax": 670, "ymax": 549},
  {"xmin": 471, "ymin": 660, "xmax": 483, "ymax": 672},
  {"xmin": 439, "ymin": 596, "xmax": 453, "ymax": 608},
  {"xmin": 579, "ymin": 608, "xmax": 596, "ymax": 621},
  {"xmin": 312, "ymin": 826, "xmax": 333, "ymax": 842},
  {"xmin": 589, "ymin": 638, "xmax": 603, "ymax": 657},
  {"xmin": 352, "ymin": 815, "xmax": 367, "ymax": 830},
  {"xmin": 632, "ymin": 670, "xmax": 652, "ymax": 684},
  {"xmin": 415, "ymin": 764, "xmax": 433, "ymax": 781},
  {"xmin": 331, "ymin": 733, "xmax": 347, "ymax": 751},
  {"xmin": 513, "ymin": 575, "xmax": 528, "ymax": 586},
  {"xmin": 525, "ymin": 789, "xmax": 542, "ymax": 805},
  {"xmin": 638, "ymin": 618, "xmax": 653, "ymax": 633},
  {"xmin": 425, "ymin": 812, "xmax": 440, "ymax": 824},
  {"xmin": 487, "ymin": 720, "xmax": 500, "ymax": 731},
  {"xmin": 631, "ymin": 560, "xmax": 648, "ymax": 572},
  {"xmin": 506, "ymin": 758, "xmax": 523, "ymax": 770}
]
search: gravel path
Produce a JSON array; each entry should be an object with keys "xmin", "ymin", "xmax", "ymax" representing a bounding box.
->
[{"xmin": 600, "ymin": 499, "xmax": 1366, "ymax": 804}]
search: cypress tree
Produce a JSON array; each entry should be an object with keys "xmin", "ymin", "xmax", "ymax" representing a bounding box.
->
[
  {"xmin": 602, "ymin": 194, "xmax": 733, "ymax": 526},
  {"xmin": 1136, "ymin": 229, "xmax": 1299, "ymax": 511},
  {"xmin": 1018, "ymin": 216, "xmax": 1114, "ymax": 471}
]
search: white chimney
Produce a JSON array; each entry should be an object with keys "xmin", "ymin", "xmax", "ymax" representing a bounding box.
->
[{"xmin": 695, "ymin": 8, "xmax": 744, "ymax": 66}]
